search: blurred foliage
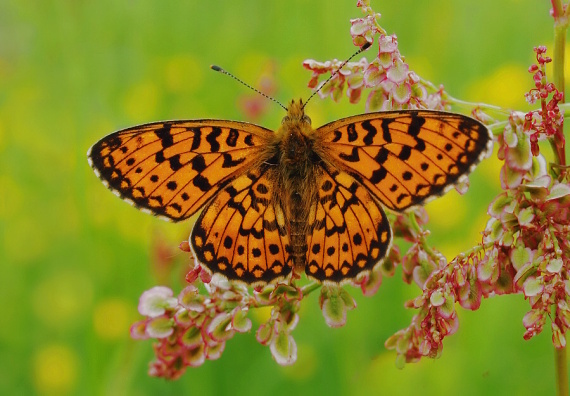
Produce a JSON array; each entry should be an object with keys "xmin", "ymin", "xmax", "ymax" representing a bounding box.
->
[{"xmin": 0, "ymin": 0, "xmax": 563, "ymax": 395}]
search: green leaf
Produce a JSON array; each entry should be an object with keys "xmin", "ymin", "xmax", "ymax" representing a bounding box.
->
[
  {"xmin": 231, "ymin": 308, "xmax": 252, "ymax": 333},
  {"xmin": 270, "ymin": 331, "xmax": 297, "ymax": 366},
  {"xmin": 181, "ymin": 326, "xmax": 202, "ymax": 348},
  {"xmin": 516, "ymin": 206, "xmax": 534, "ymax": 226},
  {"xmin": 523, "ymin": 276, "xmax": 544, "ymax": 297},
  {"xmin": 488, "ymin": 193, "xmax": 513, "ymax": 218},
  {"xmin": 320, "ymin": 286, "xmax": 348, "ymax": 328},
  {"xmin": 546, "ymin": 258, "xmax": 563, "ymax": 273},
  {"xmin": 510, "ymin": 244, "xmax": 531, "ymax": 270},
  {"xmin": 208, "ymin": 313, "xmax": 234, "ymax": 342},
  {"xmin": 255, "ymin": 323, "xmax": 273, "ymax": 345},
  {"xmin": 146, "ymin": 317, "xmax": 174, "ymax": 339},
  {"xmin": 547, "ymin": 183, "xmax": 570, "ymax": 201},
  {"xmin": 429, "ymin": 290, "xmax": 445, "ymax": 307}
]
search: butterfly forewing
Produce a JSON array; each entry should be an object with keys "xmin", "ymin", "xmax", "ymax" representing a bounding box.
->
[
  {"xmin": 87, "ymin": 120, "xmax": 273, "ymax": 221},
  {"xmin": 305, "ymin": 164, "xmax": 391, "ymax": 283},
  {"xmin": 316, "ymin": 110, "xmax": 492, "ymax": 211},
  {"xmin": 191, "ymin": 166, "xmax": 293, "ymax": 285}
]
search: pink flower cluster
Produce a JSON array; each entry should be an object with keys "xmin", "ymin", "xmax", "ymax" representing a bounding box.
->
[
  {"xmin": 387, "ymin": 46, "xmax": 570, "ymax": 362},
  {"xmin": 130, "ymin": 281, "xmax": 252, "ymax": 379},
  {"xmin": 524, "ymin": 46, "xmax": 565, "ymax": 156},
  {"xmin": 303, "ymin": 0, "xmax": 446, "ymax": 112},
  {"xmin": 486, "ymin": 174, "xmax": 570, "ymax": 347}
]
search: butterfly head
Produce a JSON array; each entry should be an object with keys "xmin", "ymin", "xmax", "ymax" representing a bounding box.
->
[
  {"xmin": 281, "ymin": 99, "xmax": 312, "ymax": 127},
  {"xmin": 276, "ymin": 99, "xmax": 318, "ymax": 168}
]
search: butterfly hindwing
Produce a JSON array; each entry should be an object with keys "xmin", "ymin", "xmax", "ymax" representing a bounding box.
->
[
  {"xmin": 191, "ymin": 166, "xmax": 293, "ymax": 285},
  {"xmin": 305, "ymin": 164, "xmax": 392, "ymax": 283},
  {"xmin": 87, "ymin": 120, "xmax": 273, "ymax": 221},
  {"xmin": 316, "ymin": 110, "xmax": 492, "ymax": 211}
]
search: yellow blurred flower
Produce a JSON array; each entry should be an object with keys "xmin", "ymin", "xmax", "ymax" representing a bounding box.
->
[
  {"xmin": 32, "ymin": 271, "xmax": 93, "ymax": 330},
  {"xmin": 93, "ymin": 298, "xmax": 133, "ymax": 340},
  {"xmin": 33, "ymin": 344, "xmax": 78, "ymax": 395},
  {"xmin": 466, "ymin": 63, "xmax": 529, "ymax": 109},
  {"xmin": 123, "ymin": 81, "xmax": 160, "ymax": 122},
  {"xmin": 165, "ymin": 55, "xmax": 203, "ymax": 93}
]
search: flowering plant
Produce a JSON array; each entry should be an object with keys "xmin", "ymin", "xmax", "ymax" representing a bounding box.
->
[{"xmin": 130, "ymin": 1, "xmax": 569, "ymax": 392}]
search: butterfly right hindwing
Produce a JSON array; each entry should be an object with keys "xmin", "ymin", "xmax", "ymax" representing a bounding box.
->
[{"xmin": 305, "ymin": 163, "xmax": 392, "ymax": 283}]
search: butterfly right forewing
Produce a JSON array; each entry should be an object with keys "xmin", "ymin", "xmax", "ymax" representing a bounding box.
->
[{"xmin": 316, "ymin": 110, "xmax": 492, "ymax": 212}]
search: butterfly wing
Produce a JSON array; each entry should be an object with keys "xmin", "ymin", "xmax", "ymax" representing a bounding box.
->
[
  {"xmin": 316, "ymin": 110, "xmax": 493, "ymax": 211},
  {"xmin": 191, "ymin": 166, "xmax": 293, "ymax": 285},
  {"xmin": 305, "ymin": 164, "xmax": 392, "ymax": 283},
  {"xmin": 87, "ymin": 120, "xmax": 273, "ymax": 221}
]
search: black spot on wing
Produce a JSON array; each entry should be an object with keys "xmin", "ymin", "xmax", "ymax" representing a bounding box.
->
[
  {"xmin": 169, "ymin": 154, "xmax": 183, "ymax": 171},
  {"xmin": 190, "ymin": 128, "xmax": 201, "ymax": 151},
  {"xmin": 155, "ymin": 126, "xmax": 174, "ymax": 148},
  {"xmin": 191, "ymin": 155, "xmax": 207, "ymax": 172},
  {"xmin": 206, "ymin": 127, "xmax": 222, "ymax": 152},
  {"xmin": 226, "ymin": 129, "xmax": 239, "ymax": 147},
  {"xmin": 222, "ymin": 153, "xmax": 246, "ymax": 168},
  {"xmin": 361, "ymin": 120, "xmax": 377, "ymax": 145},
  {"xmin": 381, "ymin": 119, "xmax": 393, "ymax": 143},
  {"xmin": 407, "ymin": 113, "xmax": 425, "ymax": 137},
  {"xmin": 347, "ymin": 123, "xmax": 357, "ymax": 142},
  {"xmin": 339, "ymin": 147, "xmax": 360, "ymax": 162}
]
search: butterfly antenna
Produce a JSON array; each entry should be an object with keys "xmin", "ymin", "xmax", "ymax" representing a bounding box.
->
[
  {"xmin": 302, "ymin": 42, "xmax": 372, "ymax": 109},
  {"xmin": 210, "ymin": 65, "xmax": 288, "ymax": 111}
]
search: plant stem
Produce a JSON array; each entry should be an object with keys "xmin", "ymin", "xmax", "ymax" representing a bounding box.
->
[
  {"xmin": 552, "ymin": 0, "xmax": 568, "ymax": 172},
  {"xmin": 555, "ymin": 346, "xmax": 569, "ymax": 396},
  {"xmin": 407, "ymin": 212, "xmax": 439, "ymax": 262},
  {"xmin": 551, "ymin": 2, "xmax": 569, "ymax": 395},
  {"xmin": 301, "ymin": 282, "xmax": 322, "ymax": 296}
]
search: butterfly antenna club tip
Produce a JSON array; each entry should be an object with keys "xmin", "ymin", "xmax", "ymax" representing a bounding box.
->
[
  {"xmin": 302, "ymin": 42, "xmax": 372, "ymax": 109},
  {"xmin": 210, "ymin": 64, "xmax": 287, "ymax": 111}
]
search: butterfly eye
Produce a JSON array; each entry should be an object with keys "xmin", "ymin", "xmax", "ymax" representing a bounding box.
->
[
  {"xmin": 302, "ymin": 115, "xmax": 312, "ymax": 125},
  {"xmin": 281, "ymin": 116, "xmax": 290, "ymax": 124}
]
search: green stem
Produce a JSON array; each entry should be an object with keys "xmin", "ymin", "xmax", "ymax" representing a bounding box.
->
[
  {"xmin": 550, "ymin": 3, "xmax": 569, "ymax": 395},
  {"xmin": 419, "ymin": 77, "xmax": 510, "ymax": 116},
  {"xmin": 555, "ymin": 345, "xmax": 569, "ymax": 396},
  {"xmin": 408, "ymin": 212, "xmax": 440, "ymax": 262},
  {"xmin": 552, "ymin": 0, "xmax": 568, "ymax": 172},
  {"xmin": 301, "ymin": 282, "xmax": 322, "ymax": 296}
]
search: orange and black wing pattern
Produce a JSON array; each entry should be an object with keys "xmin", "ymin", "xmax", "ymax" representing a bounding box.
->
[
  {"xmin": 190, "ymin": 167, "xmax": 292, "ymax": 285},
  {"xmin": 317, "ymin": 110, "xmax": 493, "ymax": 211},
  {"xmin": 305, "ymin": 164, "xmax": 391, "ymax": 283},
  {"xmin": 87, "ymin": 120, "xmax": 272, "ymax": 221}
]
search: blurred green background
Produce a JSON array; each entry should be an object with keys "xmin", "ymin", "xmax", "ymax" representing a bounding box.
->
[{"xmin": 1, "ymin": 0, "xmax": 564, "ymax": 395}]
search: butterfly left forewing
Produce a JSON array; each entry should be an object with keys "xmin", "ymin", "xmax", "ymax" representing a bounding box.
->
[
  {"xmin": 315, "ymin": 110, "xmax": 492, "ymax": 212},
  {"xmin": 88, "ymin": 120, "xmax": 273, "ymax": 221},
  {"xmin": 305, "ymin": 163, "xmax": 392, "ymax": 283}
]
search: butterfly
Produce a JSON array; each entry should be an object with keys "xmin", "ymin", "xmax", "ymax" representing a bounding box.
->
[{"xmin": 88, "ymin": 99, "xmax": 492, "ymax": 286}]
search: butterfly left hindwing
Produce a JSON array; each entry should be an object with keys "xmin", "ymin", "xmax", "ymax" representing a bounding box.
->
[{"xmin": 191, "ymin": 166, "xmax": 293, "ymax": 285}]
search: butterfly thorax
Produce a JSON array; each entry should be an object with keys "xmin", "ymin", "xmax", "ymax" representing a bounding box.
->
[{"xmin": 274, "ymin": 100, "xmax": 321, "ymax": 274}]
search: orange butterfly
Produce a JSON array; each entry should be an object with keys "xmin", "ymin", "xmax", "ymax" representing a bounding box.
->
[{"xmin": 88, "ymin": 98, "xmax": 492, "ymax": 286}]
